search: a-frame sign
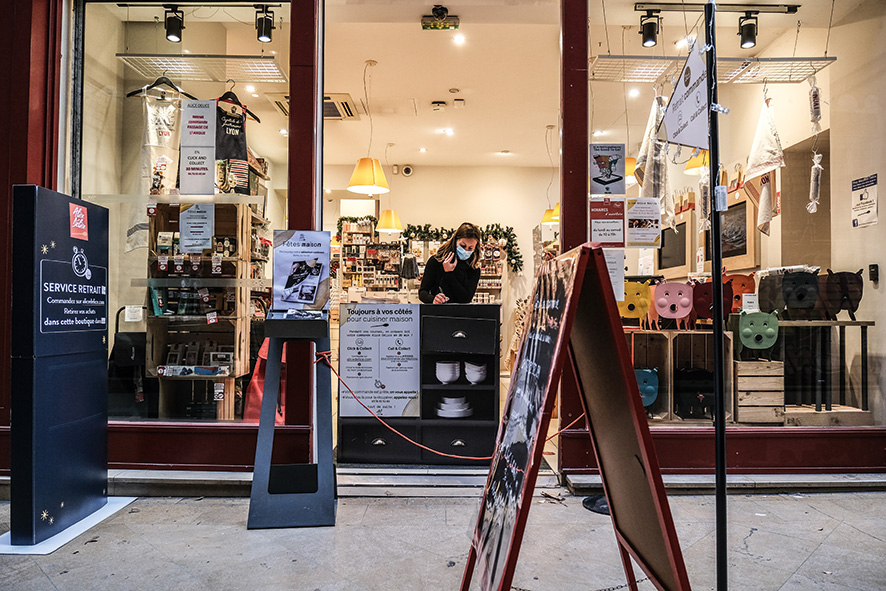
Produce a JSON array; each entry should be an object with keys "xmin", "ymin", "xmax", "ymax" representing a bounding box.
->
[{"xmin": 461, "ymin": 243, "xmax": 691, "ymax": 591}]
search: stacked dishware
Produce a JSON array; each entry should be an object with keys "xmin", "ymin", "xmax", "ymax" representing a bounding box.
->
[
  {"xmin": 435, "ymin": 361, "xmax": 460, "ymax": 384},
  {"xmin": 464, "ymin": 361, "xmax": 487, "ymax": 384},
  {"xmin": 437, "ymin": 396, "xmax": 473, "ymax": 418}
]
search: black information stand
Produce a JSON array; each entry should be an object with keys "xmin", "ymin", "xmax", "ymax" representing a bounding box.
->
[
  {"xmin": 10, "ymin": 185, "xmax": 109, "ymax": 545},
  {"xmin": 247, "ymin": 311, "xmax": 336, "ymax": 528}
]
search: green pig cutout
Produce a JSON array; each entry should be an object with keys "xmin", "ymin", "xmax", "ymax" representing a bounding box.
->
[{"xmin": 738, "ymin": 310, "xmax": 779, "ymax": 358}]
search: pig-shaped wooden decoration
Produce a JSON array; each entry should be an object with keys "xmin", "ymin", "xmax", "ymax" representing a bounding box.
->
[
  {"xmin": 822, "ymin": 269, "xmax": 864, "ymax": 321},
  {"xmin": 617, "ymin": 280, "xmax": 652, "ymax": 320},
  {"xmin": 782, "ymin": 270, "xmax": 819, "ymax": 319},
  {"xmin": 634, "ymin": 368, "xmax": 659, "ymax": 409},
  {"xmin": 648, "ymin": 281, "xmax": 695, "ymax": 330},
  {"xmin": 692, "ymin": 279, "xmax": 733, "ymax": 321},
  {"xmin": 757, "ymin": 274, "xmax": 785, "ymax": 313}
]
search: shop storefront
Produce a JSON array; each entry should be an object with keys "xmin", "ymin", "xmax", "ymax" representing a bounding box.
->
[{"xmin": 1, "ymin": 0, "xmax": 884, "ymax": 477}]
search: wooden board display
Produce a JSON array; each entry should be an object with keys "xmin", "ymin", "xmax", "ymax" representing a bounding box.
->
[{"xmin": 461, "ymin": 243, "xmax": 690, "ymax": 591}]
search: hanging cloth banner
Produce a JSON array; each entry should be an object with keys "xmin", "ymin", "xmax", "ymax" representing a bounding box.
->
[
  {"xmin": 745, "ymin": 97, "xmax": 785, "ymax": 180},
  {"xmin": 636, "ymin": 96, "xmax": 674, "ymax": 230},
  {"xmin": 658, "ymin": 43, "xmax": 709, "ymax": 150}
]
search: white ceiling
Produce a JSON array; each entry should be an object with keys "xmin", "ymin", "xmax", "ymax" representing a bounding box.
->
[{"xmin": 105, "ymin": 1, "xmax": 864, "ymax": 171}]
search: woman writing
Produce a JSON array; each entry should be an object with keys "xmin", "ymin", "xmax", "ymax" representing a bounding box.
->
[{"xmin": 419, "ymin": 222, "xmax": 482, "ymax": 304}]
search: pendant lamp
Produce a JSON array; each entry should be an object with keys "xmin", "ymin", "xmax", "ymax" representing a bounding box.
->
[
  {"xmin": 541, "ymin": 208, "xmax": 557, "ymax": 225},
  {"xmin": 376, "ymin": 209, "xmax": 403, "ymax": 233},
  {"xmin": 348, "ymin": 157, "xmax": 389, "ymax": 195},
  {"xmin": 684, "ymin": 150, "xmax": 709, "ymax": 175},
  {"xmin": 551, "ymin": 202, "xmax": 560, "ymax": 221},
  {"xmin": 347, "ymin": 60, "xmax": 390, "ymax": 195},
  {"xmin": 625, "ymin": 157, "xmax": 638, "ymax": 187}
]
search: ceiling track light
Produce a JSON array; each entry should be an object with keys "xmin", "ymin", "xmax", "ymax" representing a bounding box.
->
[
  {"xmin": 255, "ymin": 5, "xmax": 275, "ymax": 43},
  {"xmin": 739, "ymin": 12, "xmax": 758, "ymax": 49},
  {"xmin": 639, "ymin": 10, "xmax": 660, "ymax": 48},
  {"xmin": 164, "ymin": 5, "xmax": 184, "ymax": 43}
]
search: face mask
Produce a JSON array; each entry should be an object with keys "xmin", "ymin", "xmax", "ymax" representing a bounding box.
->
[{"xmin": 456, "ymin": 245, "xmax": 473, "ymax": 261}]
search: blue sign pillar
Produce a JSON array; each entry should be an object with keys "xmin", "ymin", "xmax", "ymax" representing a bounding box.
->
[{"xmin": 10, "ymin": 185, "xmax": 109, "ymax": 545}]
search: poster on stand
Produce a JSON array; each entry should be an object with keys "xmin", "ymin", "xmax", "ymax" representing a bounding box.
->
[
  {"xmin": 338, "ymin": 304, "xmax": 420, "ymax": 417},
  {"xmin": 272, "ymin": 230, "xmax": 331, "ymax": 311},
  {"xmin": 589, "ymin": 144, "xmax": 625, "ymax": 195},
  {"xmin": 589, "ymin": 197, "xmax": 625, "ymax": 248},
  {"xmin": 179, "ymin": 204, "xmax": 214, "ymax": 253},
  {"xmin": 626, "ymin": 197, "xmax": 662, "ymax": 248},
  {"xmin": 851, "ymin": 174, "xmax": 878, "ymax": 228}
]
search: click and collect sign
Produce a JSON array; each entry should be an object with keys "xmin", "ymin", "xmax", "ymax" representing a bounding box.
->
[{"xmin": 180, "ymin": 100, "xmax": 216, "ymax": 195}]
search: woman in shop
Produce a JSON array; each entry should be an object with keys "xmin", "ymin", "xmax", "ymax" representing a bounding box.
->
[{"xmin": 419, "ymin": 222, "xmax": 483, "ymax": 304}]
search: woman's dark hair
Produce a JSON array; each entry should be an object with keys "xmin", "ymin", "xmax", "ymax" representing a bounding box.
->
[{"xmin": 435, "ymin": 222, "xmax": 483, "ymax": 268}]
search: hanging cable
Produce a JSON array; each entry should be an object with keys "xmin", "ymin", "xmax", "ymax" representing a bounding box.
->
[
  {"xmin": 545, "ymin": 125, "xmax": 556, "ymax": 208},
  {"xmin": 824, "ymin": 0, "xmax": 836, "ymax": 57},
  {"xmin": 362, "ymin": 61, "xmax": 375, "ymax": 158},
  {"xmin": 600, "ymin": 0, "xmax": 612, "ymax": 55}
]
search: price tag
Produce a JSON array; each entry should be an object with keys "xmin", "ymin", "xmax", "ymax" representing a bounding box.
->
[
  {"xmin": 173, "ymin": 255, "xmax": 185, "ymax": 274},
  {"xmin": 190, "ymin": 254, "xmax": 202, "ymax": 272},
  {"xmin": 158, "ymin": 255, "xmax": 169, "ymax": 272},
  {"xmin": 714, "ymin": 185, "xmax": 728, "ymax": 212},
  {"xmin": 213, "ymin": 382, "xmax": 225, "ymax": 401},
  {"xmin": 211, "ymin": 254, "xmax": 222, "ymax": 275},
  {"xmin": 742, "ymin": 293, "xmax": 760, "ymax": 312},
  {"xmin": 696, "ymin": 246, "xmax": 705, "ymax": 274},
  {"xmin": 124, "ymin": 305, "xmax": 143, "ymax": 322},
  {"xmin": 197, "ymin": 287, "xmax": 210, "ymax": 303},
  {"xmin": 146, "ymin": 202, "xmax": 157, "ymax": 217},
  {"xmin": 206, "ymin": 311, "xmax": 218, "ymax": 324}
]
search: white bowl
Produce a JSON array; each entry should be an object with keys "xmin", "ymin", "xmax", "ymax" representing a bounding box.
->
[
  {"xmin": 464, "ymin": 361, "xmax": 486, "ymax": 370},
  {"xmin": 441, "ymin": 396, "xmax": 466, "ymax": 404},
  {"xmin": 437, "ymin": 401, "xmax": 470, "ymax": 411}
]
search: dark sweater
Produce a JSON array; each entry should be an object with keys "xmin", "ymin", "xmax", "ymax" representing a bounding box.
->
[{"xmin": 418, "ymin": 255, "xmax": 480, "ymax": 304}]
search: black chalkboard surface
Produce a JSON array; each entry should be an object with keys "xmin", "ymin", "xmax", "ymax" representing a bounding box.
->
[{"xmin": 461, "ymin": 243, "xmax": 690, "ymax": 591}]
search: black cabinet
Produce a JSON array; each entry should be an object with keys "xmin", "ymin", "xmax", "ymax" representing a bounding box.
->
[{"xmin": 337, "ymin": 304, "xmax": 500, "ymax": 465}]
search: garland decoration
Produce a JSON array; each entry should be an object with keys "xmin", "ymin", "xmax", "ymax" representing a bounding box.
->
[
  {"xmin": 335, "ymin": 215, "xmax": 378, "ymax": 242},
  {"xmin": 402, "ymin": 222, "xmax": 523, "ymax": 273}
]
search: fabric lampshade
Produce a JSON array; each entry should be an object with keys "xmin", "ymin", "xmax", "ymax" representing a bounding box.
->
[
  {"xmin": 347, "ymin": 157, "xmax": 390, "ymax": 194},
  {"xmin": 551, "ymin": 202, "xmax": 560, "ymax": 221},
  {"xmin": 684, "ymin": 150, "xmax": 709, "ymax": 176},
  {"xmin": 376, "ymin": 209, "xmax": 403, "ymax": 233},
  {"xmin": 541, "ymin": 208, "xmax": 558, "ymax": 225}
]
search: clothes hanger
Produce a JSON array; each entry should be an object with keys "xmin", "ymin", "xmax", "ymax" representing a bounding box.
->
[
  {"xmin": 126, "ymin": 73, "xmax": 198, "ymax": 100},
  {"xmin": 217, "ymin": 79, "xmax": 261, "ymax": 123}
]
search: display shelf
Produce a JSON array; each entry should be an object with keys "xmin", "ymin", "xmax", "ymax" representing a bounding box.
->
[
  {"xmin": 420, "ymin": 384, "xmax": 497, "ymax": 391},
  {"xmin": 83, "ymin": 193, "xmax": 263, "ymax": 205},
  {"xmin": 134, "ymin": 277, "xmax": 269, "ymax": 289}
]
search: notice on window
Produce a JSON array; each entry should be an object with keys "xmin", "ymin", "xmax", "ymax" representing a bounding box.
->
[
  {"xmin": 851, "ymin": 174, "xmax": 878, "ymax": 228},
  {"xmin": 604, "ymin": 249, "xmax": 625, "ymax": 302},
  {"xmin": 179, "ymin": 203, "xmax": 214, "ymax": 253},
  {"xmin": 589, "ymin": 197, "xmax": 625, "ymax": 248},
  {"xmin": 338, "ymin": 304, "xmax": 420, "ymax": 417},
  {"xmin": 590, "ymin": 144, "xmax": 626, "ymax": 195},
  {"xmin": 626, "ymin": 197, "xmax": 662, "ymax": 248},
  {"xmin": 180, "ymin": 100, "xmax": 216, "ymax": 195}
]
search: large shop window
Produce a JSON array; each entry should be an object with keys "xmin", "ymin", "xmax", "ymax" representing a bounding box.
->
[{"xmin": 80, "ymin": 3, "xmax": 291, "ymax": 423}]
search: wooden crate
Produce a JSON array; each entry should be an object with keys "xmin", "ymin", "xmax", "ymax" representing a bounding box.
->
[
  {"xmin": 671, "ymin": 331, "xmax": 734, "ymax": 423},
  {"xmin": 624, "ymin": 330, "xmax": 671, "ymax": 421},
  {"xmin": 734, "ymin": 361, "xmax": 784, "ymax": 424}
]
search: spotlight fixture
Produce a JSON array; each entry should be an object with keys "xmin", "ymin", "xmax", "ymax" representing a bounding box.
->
[
  {"xmin": 738, "ymin": 12, "xmax": 758, "ymax": 49},
  {"xmin": 164, "ymin": 5, "xmax": 184, "ymax": 43},
  {"xmin": 255, "ymin": 6, "xmax": 275, "ymax": 43},
  {"xmin": 421, "ymin": 4, "xmax": 460, "ymax": 30},
  {"xmin": 639, "ymin": 10, "xmax": 660, "ymax": 48}
]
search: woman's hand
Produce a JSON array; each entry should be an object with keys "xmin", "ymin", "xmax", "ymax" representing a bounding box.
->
[
  {"xmin": 442, "ymin": 252, "xmax": 457, "ymax": 272},
  {"xmin": 433, "ymin": 292, "xmax": 450, "ymax": 304}
]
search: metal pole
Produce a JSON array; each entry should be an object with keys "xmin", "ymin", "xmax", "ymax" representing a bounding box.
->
[{"xmin": 703, "ymin": 2, "xmax": 728, "ymax": 590}]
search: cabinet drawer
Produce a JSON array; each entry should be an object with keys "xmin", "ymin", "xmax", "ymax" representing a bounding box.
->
[
  {"xmin": 422, "ymin": 316, "xmax": 496, "ymax": 354},
  {"xmin": 338, "ymin": 420, "xmax": 420, "ymax": 464},
  {"xmin": 420, "ymin": 423, "xmax": 497, "ymax": 465}
]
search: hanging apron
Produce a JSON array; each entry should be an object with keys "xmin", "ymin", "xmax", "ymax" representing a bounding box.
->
[{"xmin": 216, "ymin": 100, "xmax": 249, "ymax": 195}]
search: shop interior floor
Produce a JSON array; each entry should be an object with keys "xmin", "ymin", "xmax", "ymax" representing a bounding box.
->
[{"xmin": 3, "ymin": 491, "xmax": 886, "ymax": 590}]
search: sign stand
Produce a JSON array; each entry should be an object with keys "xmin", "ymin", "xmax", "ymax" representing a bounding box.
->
[
  {"xmin": 461, "ymin": 244, "xmax": 690, "ymax": 591},
  {"xmin": 9, "ymin": 186, "xmax": 110, "ymax": 546},
  {"xmin": 247, "ymin": 312, "xmax": 336, "ymax": 529}
]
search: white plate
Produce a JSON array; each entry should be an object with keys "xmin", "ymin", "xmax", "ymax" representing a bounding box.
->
[
  {"xmin": 441, "ymin": 396, "xmax": 466, "ymax": 404},
  {"xmin": 437, "ymin": 407, "xmax": 473, "ymax": 418},
  {"xmin": 437, "ymin": 402, "xmax": 470, "ymax": 411}
]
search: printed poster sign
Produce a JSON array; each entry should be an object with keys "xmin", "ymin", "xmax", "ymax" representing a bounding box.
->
[
  {"xmin": 180, "ymin": 100, "xmax": 216, "ymax": 195},
  {"xmin": 272, "ymin": 230, "xmax": 331, "ymax": 311},
  {"xmin": 338, "ymin": 304, "xmax": 420, "ymax": 417},
  {"xmin": 659, "ymin": 42, "xmax": 709, "ymax": 150},
  {"xmin": 590, "ymin": 144, "xmax": 626, "ymax": 195},
  {"xmin": 589, "ymin": 197, "xmax": 625, "ymax": 248},
  {"xmin": 604, "ymin": 249, "xmax": 626, "ymax": 302},
  {"xmin": 851, "ymin": 174, "xmax": 878, "ymax": 228},
  {"xmin": 179, "ymin": 203, "xmax": 215, "ymax": 253},
  {"xmin": 626, "ymin": 197, "xmax": 662, "ymax": 248}
]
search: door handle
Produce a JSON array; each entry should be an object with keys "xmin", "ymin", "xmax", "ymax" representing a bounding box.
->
[{"xmin": 452, "ymin": 330, "xmax": 467, "ymax": 339}]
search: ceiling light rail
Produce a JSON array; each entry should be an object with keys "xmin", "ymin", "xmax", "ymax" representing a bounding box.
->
[
  {"xmin": 634, "ymin": 3, "xmax": 798, "ymax": 13},
  {"xmin": 117, "ymin": 53, "xmax": 288, "ymax": 83},
  {"xmin": 590, "ymin": 54, "xmax": 835, "ymax": 85}
]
